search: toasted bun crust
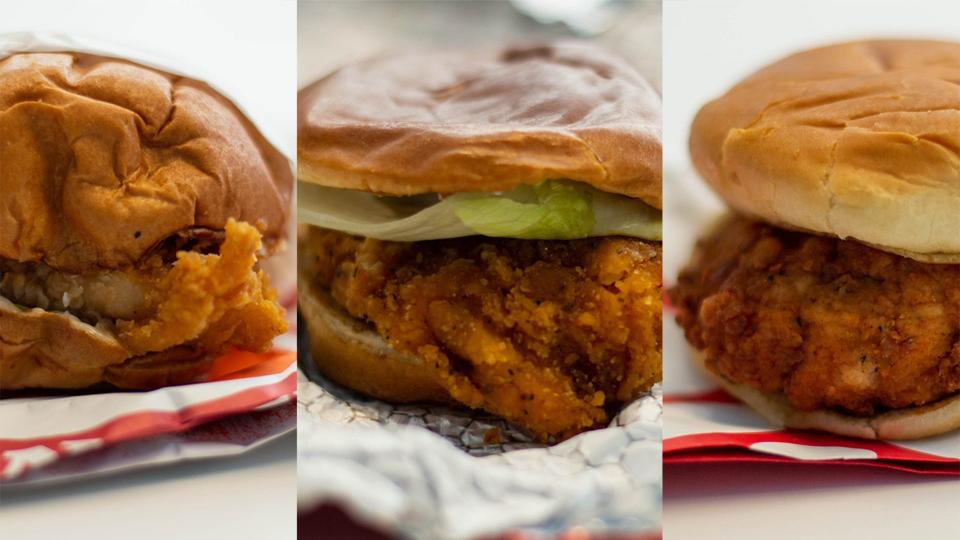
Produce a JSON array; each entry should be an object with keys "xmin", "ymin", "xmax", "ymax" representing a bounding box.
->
[
  {"xmin": 689, "ymin": 40, "xmax": 960, "ymax": 262},
  {"xmin": 298, "ymin": 273, "xmax": 453, "ymax": 404},
  {"xmin": 689, "ymin": 348, "xmax": 960, "ymax": 440},
  {"xmin": 298, "ymin": 42, "xmax": 662, "ymax": 209},
  {"xmin": 0, "ymin": 52, "xmax": 293, "ymax": 271}
]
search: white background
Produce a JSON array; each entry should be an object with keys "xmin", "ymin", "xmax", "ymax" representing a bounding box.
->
[
  {"xmin": 663, "ymin": 1, "xmax": 960, "ymax": 539},
  {"xmin": 0, "ymin": 2, "xmax": 297, "ymax": 539}
]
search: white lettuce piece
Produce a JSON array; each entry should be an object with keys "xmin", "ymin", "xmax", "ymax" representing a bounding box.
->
[{"xmin": 299, "ymin": 182, "xmax": 472, "ymax": 242}]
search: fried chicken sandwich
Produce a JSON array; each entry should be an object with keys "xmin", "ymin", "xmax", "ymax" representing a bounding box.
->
[
  {"xmin": 298, "ymin": 42, "xmax": 662, "ymax": 441},
  {"xmin": 0, "ymin": 52, "xmax": 292, "ymax": 390},
  {"xmin": 671, "ymin": 40, "xmax": 960, "ymax": 439}
]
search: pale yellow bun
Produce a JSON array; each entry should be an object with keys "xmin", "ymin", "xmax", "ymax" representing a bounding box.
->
[
  {"xmin": 297, "ymin": 272, "xmax": 453, "ymax": 404},
  {"xmin": 689, "ymin": 40, "xmax": 960, "ymax": 263},
  {"xmin": 689, "ymin": 348, "xmax": 960, "ymax": 440},
  {"xmin": 0, "ymin": 52, "xmax": 293, "ymax": 272},
  {"xmin": 298, "ymin": 42, "xmax": 662, "ymax": 209}
]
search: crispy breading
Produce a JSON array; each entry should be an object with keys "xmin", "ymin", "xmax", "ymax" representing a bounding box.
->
[
  {"xmin": 671, "ymin": 216, "xmax": 960, "ymax": 415},
  {"xmin": 117, "ymin": 219, "xmax": 287, "ymax": 356},
  {"xmin": 303, "ymin": 227, "xmax": 662, "ymax": 440},
  {"xmin": 0, "ymin": 219, "xmax": 287, "ymax": 389}
]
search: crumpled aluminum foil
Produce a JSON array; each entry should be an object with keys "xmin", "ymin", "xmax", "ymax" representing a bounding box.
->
[{"xmin": 297, "ymin": 340, "xmax": 663, "ymax": 539}]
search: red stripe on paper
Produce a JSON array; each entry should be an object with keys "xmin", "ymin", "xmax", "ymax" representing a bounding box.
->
[
  {"xmin": 663, "ymin": 389, "xmax": 739, "ymax": 404},
  {"xmin": 665, "ymin": 450, "xmax": 960, "ymax": 476},
  {"xmin": 664, "ymin": 429, "xmax": 958, "ymax": 463},
  {"xmin": 0, "ymin": 370, "xmax": 295, "ymax": 476}
]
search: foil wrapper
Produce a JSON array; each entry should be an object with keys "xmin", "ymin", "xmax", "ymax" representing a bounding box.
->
[{"xmin": 297, "ymin": 338, "xmax": 663, "ymax": 539}]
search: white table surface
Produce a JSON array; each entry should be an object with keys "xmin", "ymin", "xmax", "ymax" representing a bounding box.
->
[
  {"xmin": 662, "ymin": 1, "xmax": 960, "ymax": 538},
  {"xmin": 665, "ymin": 461, "xmax": 959, "ymax": 539},
  {"xmin": 0, "ymin": 434, "xmax": 296, "ymax": 540},
  {"xmin": 0, "ymin": 2, "xmax": 297, "ymax": 538}
]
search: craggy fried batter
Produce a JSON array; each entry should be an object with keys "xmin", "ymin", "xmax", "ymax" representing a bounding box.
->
[
  {"xmin": 0, "ymin": 219, "xmax": 288, "ymax": 390},
  {"xmin": 671, "ymin": 216, "xmax": 960, "ymax": 415},
  {"xmin": 117, "ymin": 219, "xmax": 287, "ymax": 356},
  {"xmin": 302, "ymin": 227, "xmax": 662, "ymax": 440}
]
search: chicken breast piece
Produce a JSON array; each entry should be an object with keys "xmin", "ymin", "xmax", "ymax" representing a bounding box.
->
[
  {"xmin": 671, "ymin": 216, "xmax": 960, "ymax": 415},
  {"xmin": 302, "ymin": 227, "xmax": 662, "ymax": 440}
]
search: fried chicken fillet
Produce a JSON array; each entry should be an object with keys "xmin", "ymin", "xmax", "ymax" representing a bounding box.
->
[
  {"xmin": 301, "ymin": 227, "xmax": 662, "ymax": 441},
  {"xmin": 671, "ymin": 216, "xmax": 960, "ymax": 416},
  {"xmin": 1, "ymin": 220, "xmax": 288, "ymax": 389}
]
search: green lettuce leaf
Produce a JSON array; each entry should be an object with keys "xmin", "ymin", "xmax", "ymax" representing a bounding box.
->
[
  {"xmin": 298, "ymin": 180, "xmax": 661, "ymax": 241},
  {"xmin": 452, "ymin": 182, "xmax": 594, "ymax": 239}
]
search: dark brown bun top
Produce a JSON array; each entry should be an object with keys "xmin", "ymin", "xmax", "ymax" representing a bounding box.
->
[
  {"xmin": 690, "ymin": 40, "xmax": 960, "ymax": 263},
  {"xmin": 0, "ymin": 52, "xmax": 293, "ymax": 272},
  {"xmin": 298, "ymin": 42, "xmax": 662, "ymax": 209}
]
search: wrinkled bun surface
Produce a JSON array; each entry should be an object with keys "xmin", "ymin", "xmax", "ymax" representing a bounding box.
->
[
  {"xmin": 0, "ymin": 52, "xmax": 293, "ymax": 271},
  {"xmin": 690, "ymin": 349, "xmax": 960, "ymax": 440},
  {"xmin": 690, "ymin": 40, "xmax": 960, "ymax": 262},
  {"xmin": 299, "ymin": 42, "xmax": 662, "ymax": 208}
]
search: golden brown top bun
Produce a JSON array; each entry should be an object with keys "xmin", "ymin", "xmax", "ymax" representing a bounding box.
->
[
  {"xmin": 690, "ymin": 40, "xmax": 960, "ymax": 263},
  {"xmin": 298, "ymin": 42, "xmax": 662, "ymax": 209},
  {"xmin": 0, "ymin": 52, "xmax": 293, "ymax": 272}
]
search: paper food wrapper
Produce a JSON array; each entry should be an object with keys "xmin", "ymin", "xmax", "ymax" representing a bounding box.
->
[
  {"xmin": 0, "ymin": 32, "xmax": 297, "ymax": 484},
  {"xmin": 662, "ymin": 164, "xmax": 960, "ymax": 476},
  {"xmin": 297, "ymin": 327, "xmax": 664, "ymax": 539},
  {"xmin": 4, "ymin": 399, "xmax": 295, "ymax": 486}
]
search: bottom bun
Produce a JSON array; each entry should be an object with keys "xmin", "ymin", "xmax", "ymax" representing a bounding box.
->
[
  {"xmin": 1, "ymin": 296, "xmax": 128, "ymax": 388},
  {"xmin": 104, "ymin": 346, "xmax": 215, "ymax": 389},
  {"xmin": 298, "ymin": 272, "xmax": 453, "ymax": 404},
  {"xmin": 689, "ymin": 348, "xmax": 960, "ymax": 440},
  {"xmin": 0, "ymin": 296, "xmax": 215, "ymax": 389}
]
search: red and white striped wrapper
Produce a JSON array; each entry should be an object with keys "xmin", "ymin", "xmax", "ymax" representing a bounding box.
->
[
  {"xmin": 0, "ymin": 331, "xmax": 297, "ymax": 484},
  {"xmin": 662, "ymin": 166, "xmax": 960, "ymax": 477}
]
